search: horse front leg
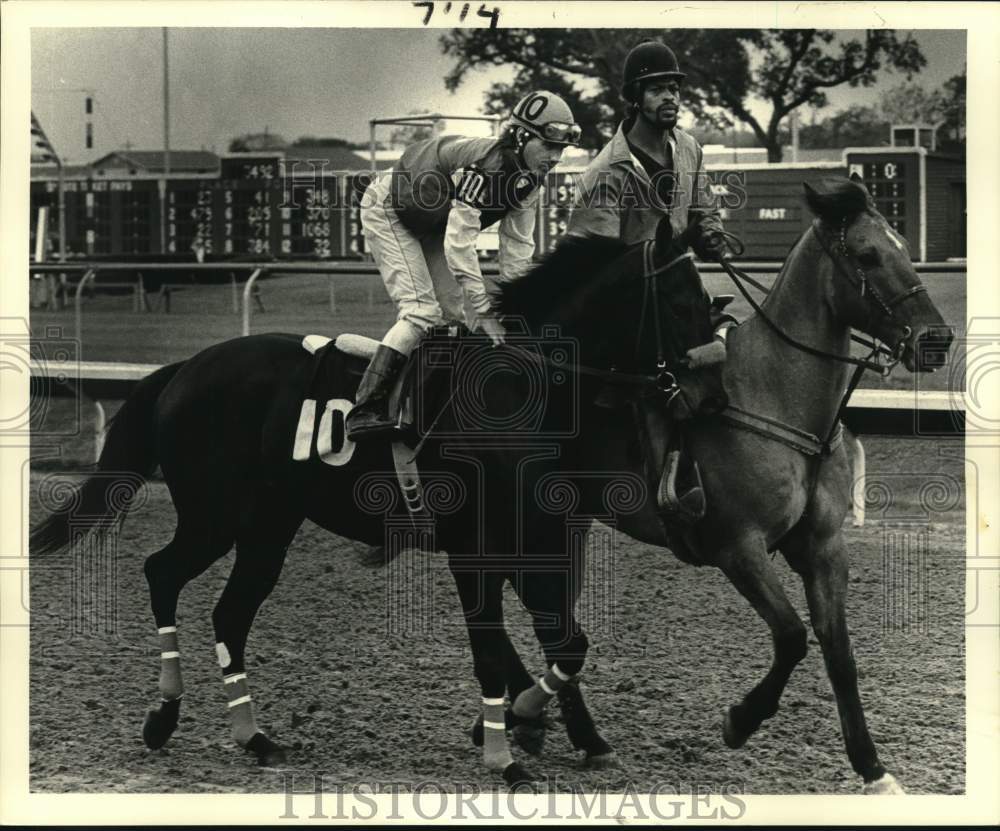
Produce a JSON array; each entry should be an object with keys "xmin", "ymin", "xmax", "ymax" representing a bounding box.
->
[
  {"xmin": 716, "ymin": 536, "xmax": 809, "ymax": 749},
  {"xmin": 470, "ymin": 626, "xmax": 547, "ymax": 756},
  {"xmin": 786, "ymin": 531, "xmax": 904, "ymax": 794},
  {"xmin": 450, "ymin": 566, "xmax": 537, "ymax": 790},
  {"xmin": 510, "ymin": 568, "xmax": 617, "ymax": 768}
]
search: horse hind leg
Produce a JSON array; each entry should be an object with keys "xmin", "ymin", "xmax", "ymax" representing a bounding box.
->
[
  {"xmin": 142, "ymin": 525, "xmax": 234, "ymax": 750},
  {"xmin": 716, "ymin": 538, "xmax": 809, "ymax": 750},
  {"xmin": 212, "ymin": 503, "xmax": 302, "ymax": 767}
]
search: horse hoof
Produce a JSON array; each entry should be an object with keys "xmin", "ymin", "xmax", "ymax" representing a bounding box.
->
[
  {"xmin": 863, "ymin": 773, "xmax": 905, "ymax": 795},
  {"xmin": 502, "ymin": 761, "xmax": 538, "ymax": 793},
  {"xmin": 512, "ymin": 720, "xmax": 546, "ymax": 756},
  {"xmin": 244, "ymin": 732, "xmax": 287, "ymax": 767},
  {"xmin": 584, "ymin": 751, "xmax": 619, "ymax": 770},
  {"xmin": 142, "ymin": 699, "xmax": 181, "ymax": 750},
  {"xmin": 471, "ymin": 714, "xmax": 485, "ymax": 747},
  {"xmin": 722, "ymin": 709, "xmax": 749, "ymax": 749}
]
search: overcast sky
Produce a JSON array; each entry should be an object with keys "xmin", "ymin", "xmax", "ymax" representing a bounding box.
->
[{"xmin": 31, "ymin": 27, "xmax": 966, "ymax": 163}]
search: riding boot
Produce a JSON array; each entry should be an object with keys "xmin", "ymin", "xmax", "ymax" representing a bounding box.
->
[{"xmin": 345, "ymin": 345, "xmax": 409, "ymax": 441}]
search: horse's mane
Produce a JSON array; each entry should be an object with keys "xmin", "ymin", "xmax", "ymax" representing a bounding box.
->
[{"xmin": 497, "ymin": 234, "xmax": 629, "ymax": 328}]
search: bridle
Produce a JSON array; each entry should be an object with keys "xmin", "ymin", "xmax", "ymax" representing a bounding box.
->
[
  {"xmin": 637, "ymin": 240, "xmax": 697, "ymax": 399},
  {"xmin": 718, "ymin": 217, "xmax": 927, "ymax": 377},
  {"xmin": 716, "ymin": 214, "xmax": 928, "ymax": 457}
]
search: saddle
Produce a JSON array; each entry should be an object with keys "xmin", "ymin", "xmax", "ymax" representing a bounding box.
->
[
  {"xmin": 291, "ymin": 325, "xmax": 727, "ymax": 529},
  {"xmin": 290, "ymin": 328, "xmax": 467, "ymax": 517}
]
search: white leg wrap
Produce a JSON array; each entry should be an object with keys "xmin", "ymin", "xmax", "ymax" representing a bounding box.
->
[
  {"xmin": 157, "ymin": 626, "xmax": 183, "ymax": 700},
  {"xmin": 222, "ymin": 664, "xmax": 259, "ymax": 744},
  {"xmin": 513, "ymin": 665, "xmax": 573, "ymax": 719},
  {"xmin": 482, "ymin": 698, "xmax": 513, "ymax": 772},
  {"xmin": 551, "ymin": 663, "xmax": 572, "ymax": 682}
]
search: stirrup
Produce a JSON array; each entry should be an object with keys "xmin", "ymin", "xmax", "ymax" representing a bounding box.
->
[{"xmin": 657, "ymin": 449, "xmax": 706, "ymax": 522}]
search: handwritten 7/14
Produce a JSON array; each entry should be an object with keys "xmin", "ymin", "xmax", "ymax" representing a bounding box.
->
[{"xmin": 414, "ymin": 2, "xmax": 500, "ymax": 28}]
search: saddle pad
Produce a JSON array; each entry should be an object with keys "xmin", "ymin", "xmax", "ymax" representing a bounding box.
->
[
  {"xmin": 292, "ymin": 338, "xmax": 366, "ymax": 464},
  {"xmin": 333, "ymin": 333, "xmax": 379, "ymax": 360}
]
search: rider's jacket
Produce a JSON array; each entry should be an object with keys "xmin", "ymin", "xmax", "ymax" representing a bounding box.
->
[
  {"xmin": 567, "ymin": 121, "xmax": 723, "ymax": 247},
  {"xmin": 389, "ymin": 135, "xmax": 541, "ymax": 315}
]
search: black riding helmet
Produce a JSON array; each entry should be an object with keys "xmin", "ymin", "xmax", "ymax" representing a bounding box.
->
[{"xmin": 622, "ymin": 41, "xmax": 686, "ymax": 103}]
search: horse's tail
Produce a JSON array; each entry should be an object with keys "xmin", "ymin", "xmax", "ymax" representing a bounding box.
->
[{"xmin": 30, "ymin": 361, "xmax": 186, "ymax": 555}]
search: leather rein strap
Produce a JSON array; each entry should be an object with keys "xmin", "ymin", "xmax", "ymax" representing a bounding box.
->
[{"xmin": 713, "ymin": 219, "xmax": 924, "ymax": 459}]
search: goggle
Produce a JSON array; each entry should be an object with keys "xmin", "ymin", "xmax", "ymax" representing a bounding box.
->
[{"xmin": 531, "ymin": 121, "xmax": 582, "ymax": 145}]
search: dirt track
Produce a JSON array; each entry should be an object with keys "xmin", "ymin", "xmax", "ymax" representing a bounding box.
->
[{"xmin": 28, "ymin": 437, "xmax": 965, "ymax": 795}]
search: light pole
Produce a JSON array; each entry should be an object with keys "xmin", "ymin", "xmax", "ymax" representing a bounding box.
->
[{"xmin": 159, "ymin": 27, "xmax": 171, "ymax": 253}]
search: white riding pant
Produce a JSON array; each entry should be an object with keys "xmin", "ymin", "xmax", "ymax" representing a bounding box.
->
[{"xmin": 361, "ymin": 172, "xmax": 481, "ymax": 355}]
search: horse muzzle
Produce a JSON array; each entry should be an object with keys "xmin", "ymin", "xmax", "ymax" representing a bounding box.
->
[{"xmin": 901, "ymin": 324, "xmax": 954, "ymax": 372}]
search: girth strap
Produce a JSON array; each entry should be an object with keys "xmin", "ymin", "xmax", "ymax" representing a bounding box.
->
[{"xmin": 720, "ymin": 404, "xmax": 844, "ymax": 457}]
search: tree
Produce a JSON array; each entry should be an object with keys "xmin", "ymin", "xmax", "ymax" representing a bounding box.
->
[
  {"xmin": 875, "ymin": 69, "xmax": 965, "ymax": 151},
  {"xmin": 290, "ymin": 136, "xmax": 362, "ymax": 149},
  {"xmin": 228, "ymin": 131, "xmax": 287, "ymax": 152},
  {"xmin": 878, "ymin": 82, "xmax": 945, "ymax": 125},
  {"xmin": 440, "ymin": 29, "xmax": 926, "ymax": 161},
  {"xmin": 799, "ymin": 104, "xmax": 889, "ymax": 149},
  {"xmin": 388, "ymin": 111, "xmax": 436, "ymax": 147},
  {"xmin": 938, "ymin": 69, "xmax": 966, "ymax": 149}
]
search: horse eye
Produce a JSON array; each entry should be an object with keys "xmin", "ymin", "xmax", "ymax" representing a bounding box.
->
[{"xmin": 857, "ymin": 251, "xmax": 880, "ymax": 268}]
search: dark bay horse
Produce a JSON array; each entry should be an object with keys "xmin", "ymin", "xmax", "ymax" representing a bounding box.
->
[
  {"xmin": 31, "ymin": 214, "xmax": 716, "ymax": 786},
  {"xmin": 31, "ymin": 179, "xmax": 952, "ymax": 793}
]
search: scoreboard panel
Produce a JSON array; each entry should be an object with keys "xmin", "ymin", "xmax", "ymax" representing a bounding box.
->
[
  {"xmin": 30, "ymin": 149, "xmax": 950, "ymax": 264},
  {"xmin": 539, "ymin": 171, "xmax": 578, "ymax": 253},
  {"xmin": 280, "ymin": 177, "xmax": 341, "ymax": 258},
  {"xmin": 219, "ymin": 179, "xmax": 276, "ymax": 256},
  {"xmin": 845, "ymin": 151, "xmax": 921, "ymax": 256},
  {"xmin": 344, "ymin": 173, "xmax": 374, "ymax": 256},
  {"xmin": 166, "ymin": 180, "xmax": 216, "ymax": 255}
]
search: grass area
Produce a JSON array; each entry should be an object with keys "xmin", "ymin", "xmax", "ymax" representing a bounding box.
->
[{"xmin": 29, "ymin": 269, "xmax": 966, "ymax": 392}]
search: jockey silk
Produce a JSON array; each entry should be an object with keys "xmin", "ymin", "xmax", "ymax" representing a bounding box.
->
[{"xmin": 361, "ymin": 134, "xmax": 540, "ymax": 330}]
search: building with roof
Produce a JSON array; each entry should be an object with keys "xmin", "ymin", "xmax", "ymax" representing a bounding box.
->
[{"xmin": 89, "ymin": 150, "xmax": 220, "ymax": 177}]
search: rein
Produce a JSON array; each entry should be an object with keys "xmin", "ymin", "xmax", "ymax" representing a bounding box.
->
[
  {"xmin": 408, "ymin": 242, "xmax": 691, "ymax": 460},
  {"xmin": 715, "ymin": 218, "xmax": 924, "ymax": 459},
  {"xmin": 717, "ymin": 230, "xmax": 904, "ymax": 376}
]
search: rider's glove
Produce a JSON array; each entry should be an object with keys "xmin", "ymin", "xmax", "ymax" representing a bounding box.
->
[
  {"xmin": 694, "ymin": 230, "xmax": 729, "ymax": 262},
  {"xmin": 477, "ymin": 316, "xmax": 507, "ymax": 347}
]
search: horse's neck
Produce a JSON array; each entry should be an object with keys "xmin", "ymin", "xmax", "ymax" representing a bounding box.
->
[{"xmin": 726, "ymin": 232, "xmax": 851, "ymax": 438}]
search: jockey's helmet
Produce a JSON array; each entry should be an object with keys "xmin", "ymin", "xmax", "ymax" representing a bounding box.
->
[
  {"xmin": 509, "ymin": 91, "xmax": 582, "ymax": 146},
  {"xmin": 622, "ymin": 41, "xmax": 686, "ymax": 102}
]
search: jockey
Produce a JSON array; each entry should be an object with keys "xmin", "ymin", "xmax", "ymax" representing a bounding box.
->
[{"xmin": 345, "ymin": 91, "xmax": 581, "ymax": 441}]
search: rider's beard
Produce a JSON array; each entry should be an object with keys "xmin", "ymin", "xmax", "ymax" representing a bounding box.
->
[{"xmin": 639, "ymin": 100, "xmax": 679, "ymax": 131}]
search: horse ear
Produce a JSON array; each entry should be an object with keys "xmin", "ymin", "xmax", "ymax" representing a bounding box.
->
[{"xmin": 804, "ymin": 178, "xmax": 868, "ymax": 223}]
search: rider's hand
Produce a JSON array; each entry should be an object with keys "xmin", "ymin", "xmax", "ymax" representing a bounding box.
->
[
  {"xmin": 697, "ymin": 231, "xmax": 729, "ymax": 262},
  {"xmin": 478, "ymin": 316, "xmax": 507, "ymax": 347}
]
